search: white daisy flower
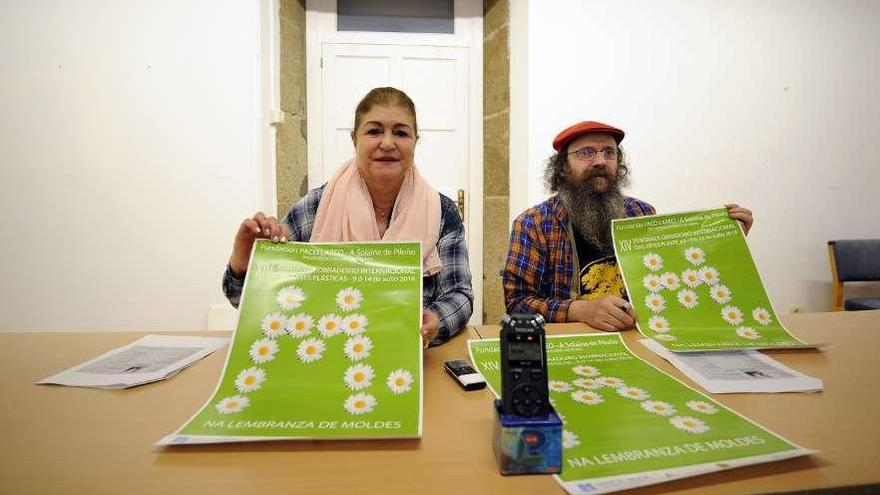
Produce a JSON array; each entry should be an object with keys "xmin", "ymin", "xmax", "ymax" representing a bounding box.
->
[
  {"xmin": 684, "ymin": 247, "xmax": 706, "ymax": 266},
  {"xmin": 296, "ymin": 338, "xmax": 326, "ymax": 363},
  {"xmin": 661, "ymin": 272, "xmax": 680, "ymax": 291},
  {"xmin": 736, "ymin": 326, "xmax": 760, "ymax": 340},
  {"xmin": 572, "ymin": 378, "xmax": 601, "ymax": 389},
  {"xmin": 653, "ymin": 333, "xmax": 677, "ymax": 341},
  {"xmin": 710, "ymin": 284, "xmax": 732, "ymax": 304},
  {"xmin": 572, "ymin": 365, "xmax": 600, "ymax": 377},
  {"xmin": 571, "ymin": 389, "xmax": 604, "ymax": 405},
  {"xmin": 286, "ymin": 313, "xmax": 313, "ymax": 338},
  {"xmin": 642, "ymin": 253, "xmax": 664, "ymax": 272},
  {"xmin": 618, "ymin": 386, "xmax": 650, "ymax": 401},
  {"xmin": 698, "ymin": 266, "xmax": 720, "ymax": 285},
  {"xmin": 343, "ymin": 363, "xmax": 374, "ymax": 391},
  {"xmin": 249, "ymin": 338, "xmax": 279, "ymax": 364},
  {"xmin": 644, "ymin": 293, "xmax": 666, "ymax": 313},
  {"xmin": 641, "ymin": 400, "xmax": 677, "ymax": 416},
  {"xmin": 549, "ymin": 380, "xmax": 571, "ymax": 392},
  {"xmin": 597, "ymin": 376, "xmax": 624, "ymax": 388},
  {"xmin": 562, "ymin": 430, "xmax": 581, "ymax": 449},
  {"xmin": 642, "ymin": 274, "xmax": 663, "ymax": 292},
  {"xmin": 752, "ymin": 307, "xmax": 772, "ymax": 326},
  {"xmin": 386, "ymin": 369, "xmax": 414, "ymax": 394},
  {"xmin": 648, "ymin": 315, "xmax": 671, "ymax": 333},
  {"xmin": 686, "ymin": 400, "xmax": 718, "ymax": 414},
  {"xmin": 342, "ymin": 314, "xmax": 369, "ymax": 336},
  {"xmin": 670, "ymin": 415, "xmax": 710, "ymax": 434},
  {"xmin": 677, "ymin": 289, "xmax": 699, "ymax": 309},
  {"xmin": 336, "ymin": 287, "xmax": 363, "ymax": 311},
  {"xmin": 681, "ymin": 269, "xmax": 702, "ymax": 288},
  {"xmin": 343, "ymin": 392, "xmax": 377, "ymax": 415},
  {"xmin": 317, "ymin": 314, "xmax": 343, "ymax": 338},
  {"xmin": 343, "ymin": 335, "xmax": 373, "ymax": 361},
  {"xmin": 215, "ymin": 395, "xmax": 249, "ymax": 414},
  {"xmin": 260, "ymin": 313, "xmax": 288, "ymax": 339},
  {"xmin": 276, "ymin": 285, "xmax": 305, "ymax": 310},
  {"xmin": 234, "ymin": 367, "xmax": 266, "ymax": 393},
  {"xmin": 721, "ymin": 305, "xmax": 744, "ymax": 325}
]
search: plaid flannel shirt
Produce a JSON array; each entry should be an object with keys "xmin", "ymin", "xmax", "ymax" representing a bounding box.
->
[
  {"xmin": 503, "ymin": 194, "xmax": 655, "ymax": 323},
  {"xmin": 223, "ymin": 185, "xmax": 474, "ymax": 345}
]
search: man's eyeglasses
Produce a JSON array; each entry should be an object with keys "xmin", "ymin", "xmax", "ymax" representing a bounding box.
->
[{"xmin": 568, "ymin": 147, "xmax": 618, "ymax": 161}]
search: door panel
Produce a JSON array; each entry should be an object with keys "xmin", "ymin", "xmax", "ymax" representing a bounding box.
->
[{"xmin": 401, "ymin": 57, "xmax": 458, "ymax": 130}]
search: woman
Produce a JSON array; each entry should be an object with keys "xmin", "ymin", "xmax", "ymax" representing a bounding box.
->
[{"xmin": 222, "ymin": 87, "xmax": 473, "ymax": 346}]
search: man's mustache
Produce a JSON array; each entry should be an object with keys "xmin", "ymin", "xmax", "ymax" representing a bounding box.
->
[
  {"xmin": 584, "ymin": 170, "xmax": 612, "ymax": 180},
  {"xmin": 575, "ymin": 171, "xmax": 617, "ymax": 188}
]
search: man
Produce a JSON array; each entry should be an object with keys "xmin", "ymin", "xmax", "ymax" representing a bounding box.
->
[{"xmin": 503, "ymin": 120, "xmax": 753, "ymax": 331}]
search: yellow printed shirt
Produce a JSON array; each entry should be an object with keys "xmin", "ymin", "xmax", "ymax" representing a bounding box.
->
[{"xmin": 578, "ymin": 255, "xmax": 626, "ymax": 301}]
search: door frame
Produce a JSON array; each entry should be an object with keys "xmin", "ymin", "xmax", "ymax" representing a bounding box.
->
[{"xmin": 305, "ymin": 0, "xmax": 484, "ymax": 325}]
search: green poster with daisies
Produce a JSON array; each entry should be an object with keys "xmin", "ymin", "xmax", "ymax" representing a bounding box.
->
[
  {"xmin": 158, "ymin": 240, "xmax": 423, "ymax": 445},
  {"xmin": 468, "ymin": 334, "xmax": 811, "ymax": 494},
  {"xmin": 611, "ymin": 208, "xmax": 809, "ymax": 352}
]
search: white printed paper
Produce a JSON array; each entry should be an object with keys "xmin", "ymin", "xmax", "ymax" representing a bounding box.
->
[
  {"xmin": 640, "ymin": 339, "xmax": 823, "ymax": 394},
  {"xmin": 37, "ymin": 335, "xmax": 229, "ymax": 389}
]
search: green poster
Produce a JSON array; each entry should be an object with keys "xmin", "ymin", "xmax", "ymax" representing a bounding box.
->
[
  {"xmin": 469, "ymin": 334, "xmax": 811, "ymax": 494},
  {"xmin": 158, "ymin": 240, "xmax": 423, "ymax": 444},
  {"xmin": 612, "ymin": 208, "xmax": 809, "ymax": 352}
]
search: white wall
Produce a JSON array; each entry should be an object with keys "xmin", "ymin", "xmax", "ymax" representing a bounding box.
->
[
  {"xmin": 512, "ymin": 0, "xmax": 880, "ymax": 313},
  {"xmin": 0, "ymin": 0, "xmax": 267, "ymax": 330}
]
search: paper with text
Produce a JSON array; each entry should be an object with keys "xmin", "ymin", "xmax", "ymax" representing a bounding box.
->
[
  {"xmin": 612, "ymin": 208, "xmax": 810, "ymax": 352},
  {"xmin": 639, "ymin": 339, "xmax": 823, "ymax": 394},
  {"xmin": 158, "ymin": 240, "xmax": 423, "ymax": 445},
  {"xmin": 469, "ymin": 333, "xmax": 812, "ymax": 495},
  {"xmin": 37, "ymin": 335, "xmax": 228, "ymax": 389}
]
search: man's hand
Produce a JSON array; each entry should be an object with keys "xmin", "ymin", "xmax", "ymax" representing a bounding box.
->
[
  {"xmin": 229, "ymin": 212, "xmax": 291, "ymax": 277},
  {"xmin": 725, "ymin": 203, "xmax": 754, "ymax": 236},
  {"xmin": 420, "ymin": 310, "xmax": 441, "ymax": 348},
  {"xmin": 567, "ymin": 296, "xmax": 637, "ymax": 332}
]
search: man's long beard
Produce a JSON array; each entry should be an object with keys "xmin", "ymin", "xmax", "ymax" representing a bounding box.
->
[{"xmin": 558, "ymin": 170, "xmax": 628, "ymax": 255}]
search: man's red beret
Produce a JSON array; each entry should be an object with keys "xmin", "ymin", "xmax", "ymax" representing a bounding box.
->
[{"xmin": 552, "ymin": 121, "xmax": 625, "ymax": 151}]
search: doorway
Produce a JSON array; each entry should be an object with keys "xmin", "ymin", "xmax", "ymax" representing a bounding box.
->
[{"xmin": 306, "ymin": 0, "xmax": 484, "ymax": 324}]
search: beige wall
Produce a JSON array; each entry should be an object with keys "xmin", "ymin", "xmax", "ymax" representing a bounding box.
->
[{"xmin": 277, "ymin": 1, "xmax": 511, "ymax": 325}]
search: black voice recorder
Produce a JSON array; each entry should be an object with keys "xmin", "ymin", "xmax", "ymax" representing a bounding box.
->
[{"xmin": 500, "ymin": 313, "xmax": 550, "ymax": 417}]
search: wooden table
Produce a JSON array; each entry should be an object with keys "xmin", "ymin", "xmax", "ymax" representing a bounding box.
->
[{"xmin": 1, "ymin": 310, "xmax": 879, "ymax": 494}]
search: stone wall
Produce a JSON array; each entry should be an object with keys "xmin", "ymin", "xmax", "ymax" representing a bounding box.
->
[
  {"xmin": 482, "ymin": 0, "xmax": 510, "ymax": 325},
  {"xmin": 276, "ymin": 0, "xmax": 308, "ymax": 217}
]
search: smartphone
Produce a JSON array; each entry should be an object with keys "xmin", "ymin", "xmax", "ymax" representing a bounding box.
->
[{"xmin": 444, "ymin": 359, "xmax": 487, "ymax": 391}]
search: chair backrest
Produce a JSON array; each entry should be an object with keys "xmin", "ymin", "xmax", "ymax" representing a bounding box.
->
[{"xmin": 828, "ymin": 239, "xmax": 880, "ymax": 310}]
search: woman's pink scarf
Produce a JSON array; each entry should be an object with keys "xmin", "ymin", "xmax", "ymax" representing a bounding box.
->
[{"xmin": 310, "ymin": 159, "xmax": 442, "ymax": 276}]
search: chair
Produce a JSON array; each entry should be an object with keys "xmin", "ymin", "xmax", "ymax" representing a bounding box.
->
[{"xmin": 827, "ymin": 239, "xmax": 880, "ymax": 311}]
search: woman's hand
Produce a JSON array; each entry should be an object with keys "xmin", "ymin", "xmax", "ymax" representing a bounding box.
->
[
  {"xmin": 420, "ymin": 310, "xmax": 441, "ymax": 348},
  {"xmin": 725, "ymin": 203, "xmax": 754, "ymax": 235},
  {"xmin": 567, "ymin": 296, "xmax": 637, "ymax": 332},
  {"xmin": 228, "ymin": 212, "xmax": 291, "ymax": 277}
]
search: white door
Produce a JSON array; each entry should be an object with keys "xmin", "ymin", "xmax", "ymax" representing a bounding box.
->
[{"xmin": 319, "ymin": 42, "xmax": 481, "ymax": 324}]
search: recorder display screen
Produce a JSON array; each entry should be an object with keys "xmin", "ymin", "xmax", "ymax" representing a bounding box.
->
[{"xmin": 507, "ymin": 341, "xmax": 542, "ymax": 361}]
